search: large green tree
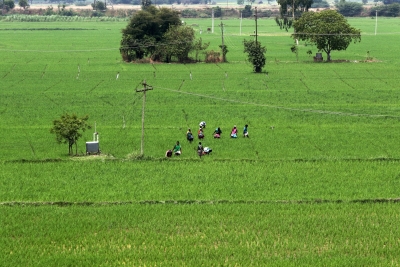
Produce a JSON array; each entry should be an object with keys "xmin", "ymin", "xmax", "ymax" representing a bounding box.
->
[
  {"xmin": 120, "ymin": 6, "xmax": 181, "ymax": 61},
  {"xmin": 1, "ymin": 0, "xmax": 15, "ymax": 11},
  {"xmin": 292, "ymin": 10, "xmax": 361, "ymax": 61},
  {"xmin": 275, "ymin": 0, "xmax": 313, "ymax": 31},
  {"xmin": 50, "ymin": 113, "xmax": 91, "ymax": 155},
  {"xmin": 155, "ymin": 25, "xmax": 196, "ymax": 63},
  {"xmin": 243, "ymin": 40, "xmax": 266, "ymax": 73},
  {"xmin": 18, "ymin": 0, "xmax": 29, "ymax": 9},
  {"xmin": 91, "ymin": 0, "xmax": 106, "ymax": 11}
]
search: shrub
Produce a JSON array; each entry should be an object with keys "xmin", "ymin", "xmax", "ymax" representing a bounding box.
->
[
  {"xmin": 336, "ymin": 2, "xmax": 363, "ymax": 17},
  {"xmin": 205, "ymin": 50, "xmax": 221, "ymax": 63}
]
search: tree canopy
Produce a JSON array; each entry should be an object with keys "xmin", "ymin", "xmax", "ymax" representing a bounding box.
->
[
  {"xmin": 292, "ymin": 10, "xmax": 361, "ymax": 61},
  {"xmin": 18, "ymin": 0, "xmax": 29, "ymax": 9},
  {"xmin": 275, "ymin": 0, "xmax": 313, "ymax": 31},
  {"xmin": 243, "ymin": 40, "xmax": 266, "ymax": 73},
  {"xmin": 1, "ymin": 0, "xmax": 15, "ymax": 11},
  {"xmin": 120, "ymin": 6, "xmax": 210, "ymax": 63},
  {"xmin": 336, "ymin": 1, "xmax": 363, "ymax": 17},
  {"xmin": 154, "ymin": 25, "xmax": 197, "ymax": 63},
  {"xmin": 120, "ymin": 6, "xmax": 181, "ymax": 61},
  {"xmin": 50, "ymin": 113, "xmax": 91, "ymax": 155}
]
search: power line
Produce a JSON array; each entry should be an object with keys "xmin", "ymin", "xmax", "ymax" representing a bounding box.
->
[{"xmin": 154, "ymin": 85, "xmax": 400, "ymax": 119}]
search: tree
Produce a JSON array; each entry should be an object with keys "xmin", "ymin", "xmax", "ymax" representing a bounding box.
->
[
  {"xmin": 275, "ymin": 0, "xmax": 313, "ymax": 31},
  {"xmin": 50, "ymin": 114, "xmax": 91, "ymax": 155},
  {"xmin": 161, "ymin": 25, "xmax": 196, "ymax": 62},
  {"xmin": 91, "ymin": 0, "xmax": 106, "ymax": 10},
  {"xmin": 193, "ymin": 37, "xmax": 210, "ymax": 62},
  {"xmin": 242, "ymin": 5, "xmax": 253, "ymax": 17},
  {"xmin": 237, "ymin": 0, "xmax": 244, "ymax": 4},
  {"xmin": 219, "ymin": 44, "xmax": 228, "ymax": 62},
  {"xmin": 120, "ymin": 7, "xmax": 181, "ymax": 61},
  {"xmin": 18, "ymin": 0, "xmax": 29, "ymax": 9},
  {"xmin": 370, "ymin": 3, "xmax": 400, "ymax": 16},
  {"xmin": 243, "ymin": 39, "xmax": 266, "ymax": 73},
  {"xmin": 292, "ymin": 10, "xmax": 361, "ymax": 61},
  {"xmin": 141, "ymin": 0, "xmax": 152, "ymax": 9},
  {"xmin": 214, "ymin": 6, "xmax": 222, "ymax": 17},
  {"xmin": 336, "ymin": 1, "xmax": 363, "ymax": 17},
  {"xmin": 1, "ymin": 0, "xmax": 15, "ymax": 11}
]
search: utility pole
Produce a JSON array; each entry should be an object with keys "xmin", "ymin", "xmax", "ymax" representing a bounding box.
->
[
  {"xmin": 240, "ymin": 11, "xmax": 242, "ymax": 36},
  {"xmin": 251, "ymin": 7, "xmax": 258, "ymax": 46},
  {"xmin": 212, "ymin": 8, "xmax": 214, "ymax": 33},
  {"xmin": 375, "ymin": 10, "xmax": 378, "ymax": 36},
  {"xmin": 136, "ymin": 80, "xmax": 153, "ymax": 155},
  {"xmin": 220, "ymin": 20, "xmax": 226, "ymax": 62}
]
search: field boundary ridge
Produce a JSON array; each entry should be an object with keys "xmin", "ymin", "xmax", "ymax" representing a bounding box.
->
[{"xmin": 1, "ymin": 198, "xmax": 400, "ymax": 207}]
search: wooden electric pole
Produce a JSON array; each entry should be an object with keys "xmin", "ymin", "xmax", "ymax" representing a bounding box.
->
[
  {"xmin": 136, "ymin": 80, "xmax": 153, "ymax": 155},
  {"xmin": 250, "ymin": 7, "xmax": 259, "ymax": 46},
  {"xmin": 220, "ymin": 20, "xmax": 226, "ymax": 62}
]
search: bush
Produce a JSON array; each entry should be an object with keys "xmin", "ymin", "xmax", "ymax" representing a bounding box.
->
[
  {"xmin": 1, "ymin": 0, "xmax": 15, "ymax": 11},
  {"xmin": 242, "ymin": 5, "xmax": 252, "ymax": 17},
  {"xmin": 181, "ymin": 9, "xmax": 199, "ymax": 17},
  {"xmin": 259, "ymin": 9, "xmax": 272, "ymax": 17},
  {"xmin": 370, "ymin": 3, "xmax": 400, "ymax": 16},
  {"xmin": 205, "ymin": 50, "xmax": 221, "ymax": 63},
  {"xmin": 336, "ymin": 2, "xmax": 363, "ymax": 17}
]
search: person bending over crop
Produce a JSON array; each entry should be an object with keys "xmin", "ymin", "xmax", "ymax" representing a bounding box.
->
[
  {"xmin": 186, "ymin": 128, "xmax": 194, "ymax": 143},
  {"xmin": 230, "ymin": 125, "xmax": 237, "ymax": 138},
  {"xmin": 198, "ymin": 127, "xmax": 204, "ymax": 139},
  {"xmin": 197, "ymin": 142, "xmax": 203, "ymax": 157},
  {"xmin": 214, "ymin": 127, "xmax": 222, "ymax": 138},
  {"xmin": 243, "ymin": 124, "xmax": 249, "ymax": 138},
  {"xmin": 173, "ymin": 141, "xmax": 181, "ymax": 156}
]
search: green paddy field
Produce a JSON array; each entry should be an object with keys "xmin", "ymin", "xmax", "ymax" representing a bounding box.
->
[{"xmin": 1, "ymin": 16, "xmax": 400, "ymax": 265}]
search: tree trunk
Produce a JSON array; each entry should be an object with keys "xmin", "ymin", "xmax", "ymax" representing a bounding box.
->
[{"xmin": 327, "ymin": 51, "xmax": 331, "ymax": 61}]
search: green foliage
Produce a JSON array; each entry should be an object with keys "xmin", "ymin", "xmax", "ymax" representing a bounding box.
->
[
  {"xmin": 181, "ymin": 8, "xmax": 198, "ymax": 17},
  {"xmin": 18, "ymin": 0, "xmax": 29, "ymax": 9},
  {"xmin": 370, "ymin": 3, "xmax": 400, "ymax": 16},
  {"xmin": 141, "ymin": 0, "xmax": 152, "ymax": 9},
  {"xmin": 50, "ymin": 114, "xmax": 91, "ymax": 155},
  {"xmin": 120, "ymin": 7, "xmax": 181, "ymax": 61},
  {"xmin": 159, "ymin": 25, "xmax": 196, "ymax": 62},
  {"xmin": 193, "ymin": 37, "xmax": 210, "ymax": 62},
  {"xmin": 1, "ymin": 0, "xmax": 15, "ymax": 11},
  {"xmin": 219, "ymin": 44, "xmax": 229, "ymax": 62},
  {"xmin": 237, "ymin": 0, "xmax": 245, "ymax": 4},
  {"xmin": 293, "ymin": 10, "xmax": 361, "ymax": 61},
  {"xmin": 362, "ymin": 0, "xmax": 368, "ymax": 4},
  {"xmin": 44, "ymin": 5, "xmax": 55, "ymax": 15},
  {"xmin": 91, "ymin": 0, "xmax": 106, "ymax": 11},
  {"xmin": 383, "ymin": 0, "xmax": 400, "ymax": 4},
  {"xmin": 336, "ymin": 1, "xmax": 363, "ymax": 17},
  {"xmin": 275, "ymin": 0, "xmax": 313, "ymax": 31},
  {"xmin": 214, "ymin": 6, "xmax": 222, "ymax": 17},
  {"xmin": 243, "ymin": 39, "xmax": 266, "ymax": 72},
  {"xmin": 241, "ymin": 4, "xmax": 253, "ymax": 17}
]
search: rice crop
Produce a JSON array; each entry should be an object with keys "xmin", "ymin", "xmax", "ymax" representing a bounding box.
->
[{"xmin": 1, "ymin": 18, "xmax": 400, "ymax": 265}]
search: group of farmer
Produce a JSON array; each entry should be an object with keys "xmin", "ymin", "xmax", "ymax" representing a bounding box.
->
[
  {"xmin": 166, "ymin": 121, "xmax": 249, "ymax": 158},
  {"xmin": 187, "ymin": 121, "xmax": 249, "ymax": 140}
]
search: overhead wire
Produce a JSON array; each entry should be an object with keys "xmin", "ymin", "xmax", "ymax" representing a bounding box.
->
[{"xmin": 154, "ymin": 85, "xmax": 400, "ymax": 119}]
